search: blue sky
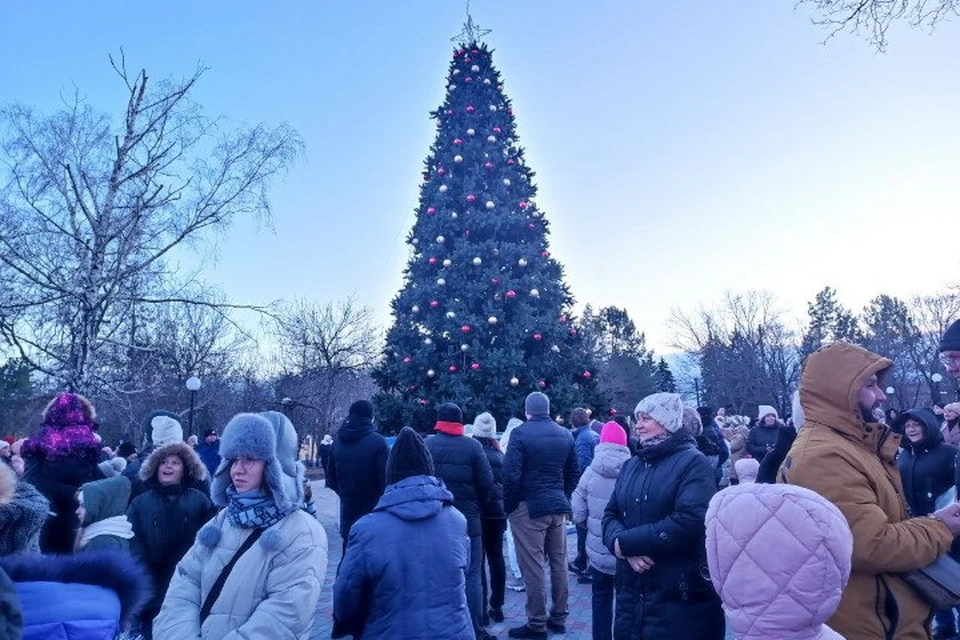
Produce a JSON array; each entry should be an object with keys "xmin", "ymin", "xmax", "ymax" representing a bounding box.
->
[{"xmin": 2, "ymin": 2, "xmax": 958, "ymax": 351}]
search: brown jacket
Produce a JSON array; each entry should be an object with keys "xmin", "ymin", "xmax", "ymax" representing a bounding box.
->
[{"xmin": 779, "ymin": 342, "xmax": 953, "ymax": 640}]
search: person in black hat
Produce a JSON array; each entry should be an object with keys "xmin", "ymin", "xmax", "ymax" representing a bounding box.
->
[
  {"xmin": 941, "ymin": 319, "xmax": 960, "ymax": 382},
  {"xmin": 334, "ymin": 427, "xmax": 473, "ymax": 639},
  {"xmin": 326, "ymin": 400, "xmax": 389, "ymax": 553},
  {"xmin": 426, "ymin": 403, "xmax": 496, "ymax": 640}
]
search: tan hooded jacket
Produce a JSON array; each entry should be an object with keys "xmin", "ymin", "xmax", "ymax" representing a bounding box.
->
[{"xmin": 780, "ymin": 342, "xmax": 953, "ymax": 640}]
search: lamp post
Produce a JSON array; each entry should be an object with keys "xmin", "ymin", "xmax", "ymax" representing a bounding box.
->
[{"xmin": 186, "ymin": 376, "xmax": 202, "ymax": 437}]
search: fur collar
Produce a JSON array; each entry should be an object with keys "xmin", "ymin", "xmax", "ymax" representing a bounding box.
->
[
  {"xmin": 0, "ymin": 550, "xmax": 151, "ymax": 623},
  {"xmin": 139, "ymin": 441, "xmax": 208, "ymax": 484},
  {"xmin": 0, "ymin": 463, "xmax": 15, "ymax": 505}
]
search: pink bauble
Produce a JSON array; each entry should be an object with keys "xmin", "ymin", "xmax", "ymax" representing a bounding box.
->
[
  {"xmin": 507, "ymin": 109, "xmax": 513, "ymax": 115},
  {"xmin": 437, "ymin": 168, "xmax": 446, "ymax": 176},
  {"xmin": 538, "ymin": 380, "xmax": 547, "ymax": 389},
  {"xmin": 490, "ymin": 278, "xmax": 500, "ymax": 285},
  {"xmin": 471, "ymin": 362, "xmax": 480, "ymax": 371},
  {"xmin": 507, "ymin": 159, "xmax": 515, "ymax": 164},
  {"xmin": 419, "ymin": 398, "xmax": 428, "ymax": 405},
  {"xmin": 430, "ymin": 300, "xmax": 439, "ymax": 308},
  {"xmin": 559, "ymin": 314, "xmax": 568, "ymax": 323},
  {"xmin": 465, "ymin": 77, "xmax": 473, "ymax": 83},
  {"xmin": 403, "ymin": 357, "xmax": 411, "ymax": 363},
  {"xmin": 506, "ymin": 290, "xmax": 517, "ymax": 298},
  {"xmin": 428, "ymin": 257, "xmax": 437, "ymax": 264},
  {"xmin": 427, "ymin": 207, "xmax": 436, "ymax": 215},
  {"xmin": 461, "ymin": 325, "xmax": 471, "ymax": 333},
  {"xmin": 466, "ymin": 194, "xmax": 476, "ymax": 202},
  {"xmin": 484, "ymin": 161, "xmax": 494, "ymax": 169},
  {"xmin": 582, "ymin": 371, "xmax": 592, "ymax": 379},
  {"xmin": 449, "ymin": 365, "xmax": 458, "ymax": 373},
  {"xmin": 609, "ymin": 408, "xmax": 618, "ymax": 415},
  {"xmin": 527, "ymin": 223, "xmax": 536, "ymax": 230},
  {"xmin": 533, "ymin": 333, "xmax": 542, "ymax": 341},
  {"xmin": 466, "ymin": 105, "xmax": 476, "ymax": 113},
  {"xmin": 447, "ymin": 109, "xmax": 454, "ymax": 115},
  {"xmin": 454, "ymin": 138, "xmax": 463, "ymax": 145},
  {"xmin": 541, "ymin": 251, "xmax": 550, "ymax": 257},
  {"xmin": 493, "ymin": 127, "xmax": 501, "ymax": 133},
  {"xmin": 519, "ymin": 201, "xmax": 528, "ymax": 209},
  {"xmin": 569, "ymin": 328, "xmax": 578, "ymax": 335}
]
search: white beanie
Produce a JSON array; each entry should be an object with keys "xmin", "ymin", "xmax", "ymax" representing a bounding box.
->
[
  {"xmin": 473, "ymin": 412, "xmax": 497, "ymax": 438},
  {"xmin": 634, "ymin": 393, "xmax": 684, "ymax": 434},
  {"xmin": 758, "ymin": 405, "xmax": 779, "ymax": 422},
  {"xmin": 151, "ymin": 415, "xmax": 184, "ymax": 447},
  {"xmin": 734, "ymin": 458, "xmax": 760, "ymax": 484}
]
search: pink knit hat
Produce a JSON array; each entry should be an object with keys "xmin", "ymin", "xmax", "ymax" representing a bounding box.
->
[{"xmin": 600, "ymin": 421, "xmax": 627, "ymax": 447}]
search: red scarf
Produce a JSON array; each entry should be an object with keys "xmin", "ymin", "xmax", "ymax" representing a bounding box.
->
[{"xmin": 435, "ymin": 421, "xmax": 464, "ymax": 436}]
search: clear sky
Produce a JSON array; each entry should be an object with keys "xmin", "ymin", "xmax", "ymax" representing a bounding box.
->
[{"xmin": 2, "ymin": 2, "xmax": 958, "ymax": 351}]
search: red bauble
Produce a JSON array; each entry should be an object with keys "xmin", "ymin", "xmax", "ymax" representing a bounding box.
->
[
  {"xmin": 428, "ymin": 257, "xmax": 437, "ymax": 264},
  {"xmin": 419, "ymin": 398, "xmax": 428, "ymax": 405},
  {"xmin": 403, "ymin": 357, "xmax": 411, "ymax": 363},
  {"xmin": 437, "ymin": 168, "xmax": 446, "ymax": 176},
  {"xmin": 427, "ymin": 207, "xmax": 436, "ymax": 215},
  {"xmin": 533, "ymin": 332, "xmax": 542, "ymax": 341},
  {"xmin": 466, "ymin": 105, "xmax": 476, "ymax": 113},
  {"xmin": 538, "ymin": 380, "xmax": 547, "ymax": 389},
  {"xmin": 454, "ymin": 138, "xmax": 463, "ymax": 145},
  {"xmin": 527, "ymin": 223, "xmax": 536, "ymax": 230},
  {"xmin": 507, "ymin": 109, "xmax": 514, "ymax": 115},
  {"xmin": 493, "ymin": 127, "xmax": 501, "ymax": 133},
  {"xmin": 449, "ymin": 365, "xmax": 458, "ymax": 373},
  {"xmin": 466, "ymin": 194, "xmax": 476, "ymax": 202},
  {"xmin": 507, "ymin": 158, "xmax": 515, "ymax": 164},
  {"xmin": 582, "ymin": 370, "xmax": 592, "ymax": 379},
  {"xmin": 461, "ymin": 325, "xmax": 471, "ymax": 333},
  {"xmin": 519, "ymin": 201, "xmax": 528, "ymax": 209},
  {"xmin": 506, "ymin": 290, "xmax": 517, "ymax": 299},
  {"xmin": 430, "ymin": 300, "xmax": 440, "ymax": 308},
  {"xmin": 541, "ymin": 251, "xmax": 550, "ymax": 257},
  {"xmin": 471, "ymin": 362, "xmax": 481, "ymax": 371},
  {"xmin": 484, "ymin": 161, "xmax": 494, "ymax": 169}
]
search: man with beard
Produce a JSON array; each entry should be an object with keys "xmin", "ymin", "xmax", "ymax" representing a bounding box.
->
[{"xmin": 779, "ymin": 342, "xmax": 960, "ymax": 640}]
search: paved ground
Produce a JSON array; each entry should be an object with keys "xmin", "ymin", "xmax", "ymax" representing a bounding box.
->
[{"xmin": 309, "ymin": 481, "xmax": 733, "ymax": 640}]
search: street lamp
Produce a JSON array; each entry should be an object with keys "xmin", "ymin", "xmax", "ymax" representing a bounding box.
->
[{"xmin": 186, "ymin": 376, "xmax": 202, "ymax": 437}]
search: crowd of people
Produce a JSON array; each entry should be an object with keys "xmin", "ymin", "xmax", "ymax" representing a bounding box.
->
[{"xmin": 0, "ymin": 318, "xmax": 957, "ymax": 639}]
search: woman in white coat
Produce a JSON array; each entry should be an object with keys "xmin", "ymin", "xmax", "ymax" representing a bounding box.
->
[{"xmin": 154, "ymin": 413, "xmax": 328, "ymax": 640}]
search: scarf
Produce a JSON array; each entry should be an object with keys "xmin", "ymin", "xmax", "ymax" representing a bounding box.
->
[
  {"xmin": 226, "ymin": 486, "xmax": 284, "ymax": 529},
  {"xmin": 79, "ymin": 515, "xmax": 134, "ymax": 547},
  {"xmin": 435, "ymin": 421, "xmax": 464, "ymax": 436},
  {"xmin": 638, "ymin": 432, "xmax": 671, "ymax": 449}
]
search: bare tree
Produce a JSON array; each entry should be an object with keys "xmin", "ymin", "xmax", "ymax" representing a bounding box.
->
[
  {"xmin": 798, "ymin": 0, "xmax": 958, "ymax": 51},
  {"xmin": 0, "ymin": 52, "xmax": 302, "ymax": 395},
  {"xmin": 273, "ymin": 298, "xmax": 380, "ymax": 443}
]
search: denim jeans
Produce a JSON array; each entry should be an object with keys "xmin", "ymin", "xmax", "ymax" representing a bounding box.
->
[
  {"xmin": 467, "ymin": 534, "xmax": 484, "ymax": 633},
  {"xmin": 590, "ymin": 567, "xmax": 615, "ymax": 640}
]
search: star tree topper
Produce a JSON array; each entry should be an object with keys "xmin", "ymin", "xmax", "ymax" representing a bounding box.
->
[{"xmin": 452, "ymin": 1, "xmax": 491, "ymax": 47}]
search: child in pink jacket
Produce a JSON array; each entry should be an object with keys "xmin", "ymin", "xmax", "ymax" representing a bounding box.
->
[{"xmin": 706, "ymin": 483, "xmax": 852, "ymax": 640}]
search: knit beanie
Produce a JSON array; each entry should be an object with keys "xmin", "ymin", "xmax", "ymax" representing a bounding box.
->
[
  {"xmin": 149, "ymin": 412, "xmax": 183, "ymax": 447},
  {"xmin": 349, "ymin": 400, "xmax": 374, "ymax": 421},
  {"xmin": 600, "ymin": 421, "xmax": 628, "ymax": 447},
  {"xmin": 22, "ymin": 393, "xmax": 101, "ymax": 462},
  {"xmin": 757, "ymin": 405, "xmax": 779, "ymax": 422},
  {"xmin": 525, "ymin": 392, "xmax": 550, "ymax": 417},
  {"xmin": 941, "ymin": 320, "xmax": 960, "ymax": 352},
  {"xmin": 473, "ymin": 412, "xmax": 497, "ymax": 438},
  {"xmin": 634, "ymin": 393, "xmax": 684, "ymax": 434},
  {"xmin": 437, "ymin": 403, "xmax": 463, "ymax": 424},
  {"xmin": 386, "ymin": 427, "xmax": 435, "ymax": 484},
  {"xmin": 682, "ymin": 407, "xmax": 704, "ymax": 437}
]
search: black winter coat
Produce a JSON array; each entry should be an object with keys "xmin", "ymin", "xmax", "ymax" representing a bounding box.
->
[
  {"xmin": 746, "ymin": 424, "xmax": 779, "ymax": 461},
  {"xmin": 127, "ymin": 481, "xmax": 216, "ymax": 618},
  {"xmin": 23, "ymin": 455, "xmax": 105, "ymax": 554},
  {"xmin": 756, "ymin": 425, "xmax": 797, "ymax": 484},
  {"xmin": 327, "ymin": 415, "xmax": 389, "ymax": 541},
  {"xmin": 602, "ymin": 432, "xmax": 725, "ymax": 640},
  {"xmin": 502, "ymin": 416, "xmax": 578, "ymax": 519},
  {"xmin": 426, "ymin": 432, "xmax": 494, "ymax": 537},
  {"xmin": 475, "ymin": 437, "xmax": 505, "ymax": 520},
  {"xmin": 896, "ymin": 408, "xmax": 958, "ymax": 517}
]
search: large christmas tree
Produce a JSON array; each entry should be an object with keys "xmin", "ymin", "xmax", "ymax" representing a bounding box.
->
[{"xmin": 374, "ymin": 28, "xmax": 606, "ymax": 432}]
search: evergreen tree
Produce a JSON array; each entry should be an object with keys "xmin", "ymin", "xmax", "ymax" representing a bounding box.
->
[
  {"xmin": 373, "ymin": 39, "xmax": 605, "ymax": 431},
  {"xmin": 580, "ymin": 305, "xmax": 657, "ymax": 413},
  {"xmin": 800, "ymin": 286, "xmax": 863, "ymax": 357},
  {"xmin": 655, "ymin": 357, "xmax": 677, "ymax": 393}
]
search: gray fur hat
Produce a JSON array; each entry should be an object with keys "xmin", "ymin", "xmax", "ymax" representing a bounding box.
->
[
  {"xmin": 258, "ymin": 411, "xmax": 306, "ymax": 508},
  {"xmin": 211, "ymin": 413, "xmax": 295, "ymax": 515}
]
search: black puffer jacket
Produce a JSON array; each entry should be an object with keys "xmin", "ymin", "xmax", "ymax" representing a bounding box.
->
[
  {"xmin": 23, "ymin": 455, "xmax": 104, "ymax": 554},
  {"xmin": 502, "ymin": 416, "xmax": 578, "ymax": 518},
  {"xmin": 475, "ymin": 437, "xmax": 505, "ymax": 520},
  {"xmin": 126, "ymin": 442, "xmax": 215, "ymax": 620},
  {"xmin": 602, "ymin": 431, "xmax": 725, "ymax": 640},
  {"xmin": 756, "ymin": 425, "xmax": 797, "ymax": 484},
  {"xmin": 327, "ymin": 415, "xmax": 389, "ymax": 541},
  {"xmin": 896, "ymin": 408, "xmax": 957, "ymax": 517},
  {"xmin": 426, "ymin": 432, "xmax": 494, "ymax": 537},
  {"xmin": 746, "ymin": 424, "xmax": 779, "ymax": 461}
]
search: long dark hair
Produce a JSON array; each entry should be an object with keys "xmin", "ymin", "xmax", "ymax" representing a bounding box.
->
[{"xmin": 474, "ymin": 436, "xmax": 501, "ymax": 453}]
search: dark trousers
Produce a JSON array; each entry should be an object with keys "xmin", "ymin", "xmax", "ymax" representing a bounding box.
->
[
  {"xmin": 574, "ymin": 522, "xmax": 588, "ymax": 568},
  {"xmin": 590, "ymin": 567, "xmax": 615, "ymax": 640},
  {"xmin": 481, "ymin": 518, "xmax": 507, "ymax": 611},
  {"xmin": 934, "ymin": 607, "xmax": 959, "ymax": 635}
]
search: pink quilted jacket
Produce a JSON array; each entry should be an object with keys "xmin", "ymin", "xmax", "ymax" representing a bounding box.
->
[{"xmin": 706, "ymin": 483, "xmax": 852, "ymax": 640}]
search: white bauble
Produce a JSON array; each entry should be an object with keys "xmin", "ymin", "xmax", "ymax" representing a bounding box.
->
[
  {"xmin": 488, "ymin": 316, "xmax": 498, "ymax": 325},
  {"xmin": 530, "ymin": 288, "xmax": 540, "ymax": 298},
  {"xmin": 423, "ymin": 337, "xmax": 433, "ymax": 345},
  {"xmin": 439, "ymin": 184, "xmax": 448, "ymax": 193},
  {"xmin": 471, "ymin": 65, "xmax": 480, "ymax": 72},
  {"xmin": 427, "ymin": 369, "xmax": 436, "ymax": 378},
  {"xmin": 472, "ymin": 257, "xmax": 482, "ymax": 266},
  {"xmin": 487, "ymin": 135, "xmax": 497, "ymax": 143},
  {"xmin": 411, "ymin": 305, "xmax": 420, "ymax": 313},
  {"xmin": 443, "ymin": 259, "xmax": 452, "ymax": 267},
  {"xmin": 453, "ymin": 69, "xmax": 460, "ymax": 75},
  {"xmin": 437, "ymin": 278, "xmax": 446, "ymax": 286},
  {"xmin": 436, "ymin": 235, "xmax": 445, "ymax": 243},
  {"xmin": 467, "ymin": 128, "xmax": 476, "ymax": 136},
  {"xmin": 488, "ymin": 104, "xmax": 497, "ymax": 111},
  {"xmin": 411, "ymin": 238, "xmax": 419, "ymax": 245},
  {"xmin": 503, "ymin": 178, "xmax": 511, "ymax": 186},
  {"xmin": 551, "ymin": 345, "xmax": 560, "ymax": 353},
  {"xmin": 510, "ymin": 377, "xmax": 519, "ymax": 387},
  {"xmin": 485, "ymin": 201, "xmax": 495, "ymax": 209},
  {"xmin": 518, "ymin": 258, "xmax": 528, "ymax": 267},
  {"xmin": 445, "ymin": 311, "xmax": 456, "ymax": 319},
  {"xmin": 461, "ymin": 343, "xmax": 470, "ymax": 352},
  {"xmin": 451, "ymin": 212, "xmax": 458, "ymax": 219},
  {"xmin": 483, "ymin": 78, "xmax": 491, "ymax": 85},
  {"xmin": 454, "ymin": 155, "xmax": 463, "ymax": 163}
]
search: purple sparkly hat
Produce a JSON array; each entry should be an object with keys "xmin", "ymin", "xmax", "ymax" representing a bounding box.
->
[{"xmin": 22, "ymin": 393, "xmax": 101, "ymax": 462}]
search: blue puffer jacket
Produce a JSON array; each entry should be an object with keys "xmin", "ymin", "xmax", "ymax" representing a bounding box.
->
[
  {"xmin": 503, "ymin": 416, "xmax": 578, "ymax": 518},
  {"xmin": 333, "ymin": 475, "xmax": 473, "ymax": 640},
  {"xmin": 573, "ymin": 424, "xmax": 599, "ymax": 475},
  {"xmin": 0, "ymin": 550, "xmax": 150, "ymax": 640}
]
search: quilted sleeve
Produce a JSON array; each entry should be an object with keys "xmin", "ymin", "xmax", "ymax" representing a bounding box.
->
[
  {"xmin": 783, "ymin": 448, "xmax": 952, "ymax": 573},
  {"xmin": 571, "ymin": 470, "xmax": 590, "ymax": 525},
  {"xmin": 615, "ymin": 455, "xmax": 715, "ymax": 558}
]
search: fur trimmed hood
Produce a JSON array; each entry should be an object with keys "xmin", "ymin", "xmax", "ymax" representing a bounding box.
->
[
  {"xmin": 139, "ymin": 441, "xmax": 208, "ymax": 484},
  {"xmin": 0, "ymin": 549, "xmax": 151, "ymax": 624}
]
